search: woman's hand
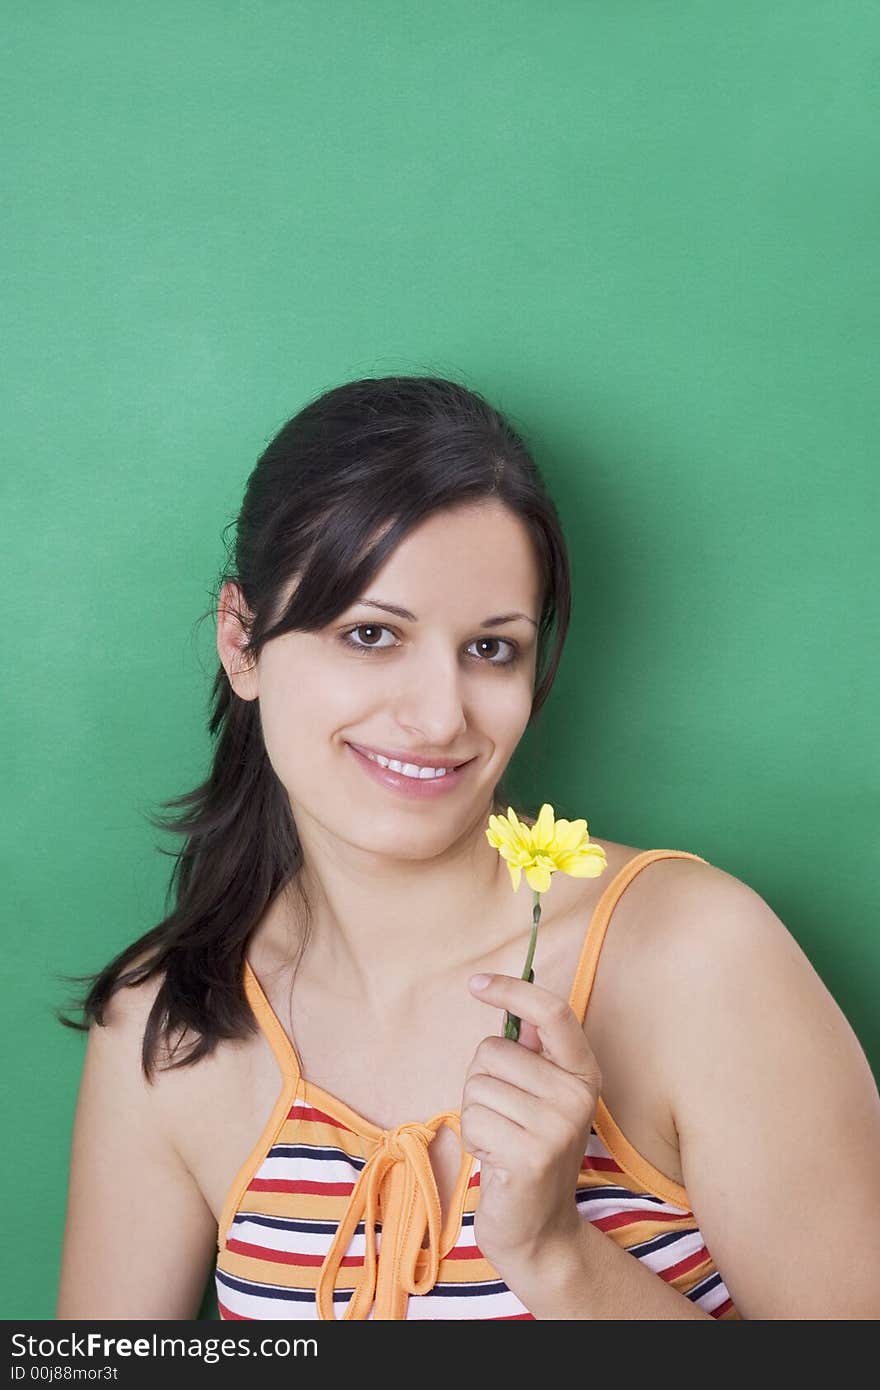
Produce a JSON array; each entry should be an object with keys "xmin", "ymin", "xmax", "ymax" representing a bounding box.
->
[{"xmin": 460, "ymin": 972, "xmax": 602, "ymax": 1278}]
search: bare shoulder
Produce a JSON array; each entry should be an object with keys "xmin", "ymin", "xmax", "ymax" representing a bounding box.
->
[
  {"xmin": 622, "ymin": 850, "xmax": 867, "ymax": 1090},
  {"xmin": 632, "ymin": 852, "xmax": 842, "ymax": 1008},
  {"xmin": 79, "ymin": 959, "xmax": 174, "ymax": 1115},
  {"xmin": 57, "ymin": 958, "xmax": 218, "ymax": 1319},
  {"xmin": 627, "ymin": 853, "xmax": 880, "ymax": 1318},
  {"xmin": 86, "ymin": 957, "xmax": 204, "ymax": 1124},
  {"xmin": 601, "ymin": 848, "xmax": 791, "ymax": 973},
  {"xmin": 92, "ymin": 956, "xmax": 170, "ymax": 1064}
]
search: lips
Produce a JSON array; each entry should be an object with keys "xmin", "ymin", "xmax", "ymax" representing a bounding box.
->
[
  {"xmin": 346, "ymin": 741, "xmax": 472, "ymax": 771},
  {"xmin": 346, "ymin": 741, "xmax": 475, "ymax": 797}
]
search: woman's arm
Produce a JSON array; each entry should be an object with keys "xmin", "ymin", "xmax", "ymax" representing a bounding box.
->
[
  {"xmin": 648, "ymin": 860, "xmax": 880, "ymax": 1320},
  {"xmin": 507, "ymin": 859, "xmax": 880, "ymax": 1319},
  {"xmin": 56, "ymin": 972, "xmax": 218, "ymax": 1320}
]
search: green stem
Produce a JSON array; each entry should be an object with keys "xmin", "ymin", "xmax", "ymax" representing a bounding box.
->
[{"xmin": 504, "ymin": 888, "xmax": 542, "ymax": 1042}]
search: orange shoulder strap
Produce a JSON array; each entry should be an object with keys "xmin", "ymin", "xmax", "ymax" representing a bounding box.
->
[
  {"xmin": 243, "ymin": 958, "xmax": 302, "ymax": 1085},
  {"xmin": 568, "ymin": 848, "xmax": 709, "ymax": 1025}
]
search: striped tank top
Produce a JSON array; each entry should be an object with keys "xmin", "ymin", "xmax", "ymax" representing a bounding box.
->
[{"xmin": 214, "ymin": 848, "xmax": 740, "ymax": 1320}]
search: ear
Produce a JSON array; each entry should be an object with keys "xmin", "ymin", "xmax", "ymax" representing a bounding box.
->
[{"xmin": 216, "ymin": 580, "xmax": 259, "ymax": 702}]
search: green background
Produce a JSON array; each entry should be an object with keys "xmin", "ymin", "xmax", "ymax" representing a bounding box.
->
[{"xmin": 3, "ymin": 1, "xmax": 877, "ymax": 1321}]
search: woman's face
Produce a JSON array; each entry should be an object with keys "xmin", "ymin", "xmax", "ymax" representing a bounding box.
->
[{"xmin": 218, "ymin": 501, "xmax": 543, "ymax": 856}]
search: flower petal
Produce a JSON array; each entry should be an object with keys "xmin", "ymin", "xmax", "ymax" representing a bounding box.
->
[
  {"xmin": 532, "ymin": 803, "xmax": 557, "ymax": 853},
  {"xmin": 525, "ymin": 862, "xmax": 554, "ymax": 893},
  {"xmin": 486, "ymin": 814, "xmax": 520, "ymax": 854},
  {"xmin": 555, "ymin": 844, "xmax": 609, "ymax": 876},
  {"xmin": 550, "ymin": 818, "xmax": 588, "ymax": 856},
  {"xmin": 507, "ymin": 808, "xmax": 535, "ymax": 852}
]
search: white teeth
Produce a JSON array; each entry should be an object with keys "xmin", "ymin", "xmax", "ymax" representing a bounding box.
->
[{"xmin": 364, "ymin": 750, "xmax": 449, "ymax": 779}]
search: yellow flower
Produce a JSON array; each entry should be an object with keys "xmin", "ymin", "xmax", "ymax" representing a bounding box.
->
[
  {"xmin": 484, "ymin": 802, "xmax": 608, "ymax": 1042},
  {"xmin": 485, "ymin": 802, "xmax": 608, "ymax": 894}
]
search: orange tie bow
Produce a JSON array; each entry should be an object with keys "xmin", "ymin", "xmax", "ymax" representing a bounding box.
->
[{"xmin": 315, "ymin": 1113, "xmax": 472, "ymax": 1320}]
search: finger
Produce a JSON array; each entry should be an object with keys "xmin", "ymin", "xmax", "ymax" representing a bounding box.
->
[
  {"xmin": 461, "ymin": 1100, "xmax": 532, "ymax": 1170},
  {"xmin": 498, "ymin": 1006, "xmax": 541, "ymax": 1051},
  {"xmin": 469, "ymin": 972, "xmax": 600, "ymax": 1083},
  {"xmin": 464, "ymin": 1072, "xmax": 545, "ymax": 1132},
  {"xmin": 464, "ymin": 1033, "xmax": 586, "ymax": 1111},
  {"xmin": 514, "ymin": 1018, "xmax": 542, "ymax": 1053}
]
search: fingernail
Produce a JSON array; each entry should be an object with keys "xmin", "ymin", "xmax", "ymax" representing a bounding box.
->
[{"xmin": 469, "ymin": 973, "xmax": 492, "ymax": 991}]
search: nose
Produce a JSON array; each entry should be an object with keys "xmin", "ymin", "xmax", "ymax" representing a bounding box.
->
[{"xmin": 393, "ymin": 646, "xmax": 469, "ymax": 748}]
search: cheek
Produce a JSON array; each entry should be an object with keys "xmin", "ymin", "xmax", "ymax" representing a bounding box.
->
[
  {"xmin": 256, "ymin": 653, "xmax": 352, "ymax": 784},
  {"xmin": 476, "ymin": 677, "xmax": 532, "ymax": 738}
]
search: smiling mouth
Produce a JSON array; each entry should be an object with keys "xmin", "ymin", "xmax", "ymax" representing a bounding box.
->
[
  {"xmin": 346, "ymin": 742, "xmax": 475, "ymax": 773},
  {"xmin": 349, "ymin": 749, "xmax": 474, "ymax": 776}
]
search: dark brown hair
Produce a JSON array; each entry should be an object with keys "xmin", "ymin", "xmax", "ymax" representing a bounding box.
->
[{"xmin": 57, "ymin": 375, "xmax": 572, "ymax": 1079}]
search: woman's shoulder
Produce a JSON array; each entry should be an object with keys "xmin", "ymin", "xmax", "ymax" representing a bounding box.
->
[
  {"xmin": 589, "ymin": 836, "xmax": 752, "ymax": 932},
  {"xmin": 624, "ymin": 847, "xmax": 867, "ymax": 1125},
  {"xmin": 586, "ymin": 841, "xmax": 788, "ymax": 1057},
  {"xmin": 90, "ymin": 953, "xmax": 218, "ymax": 1103},
  {"xmin": 85, "ymin": 948, "xmax": 256, "ymax": 1159},
  {"xmin": 624, "ymin": 852, "xmax": 880, "ymax": 1318},
  {"xmin": 583, "ymin": 833, "xmax": 734, "ymax": 937},
  {"xmin": 622, "ymin": 848, "xmax": 787, "ymax": 966},
  {"xmin": 601, "ymin": 845, "xmax": 802, "ymax": 1013},
  {"xmin": 60, "ymin": 953, "xmax": 221, "ymax": 1318},
  {"xmin": 92, "ymin": 953, "xmax": 168, "ymax": 1055}
]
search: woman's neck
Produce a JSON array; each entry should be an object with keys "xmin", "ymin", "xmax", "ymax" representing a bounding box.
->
[{"xmin": 253, "ymin": 837, "xmax": 534, "ymax": 1014}]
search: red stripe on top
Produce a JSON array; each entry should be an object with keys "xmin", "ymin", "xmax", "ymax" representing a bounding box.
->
[
  {"xmin": 218, "ymin": 1301, "xmax": 252, "ymax": 1320},
  {"xmin": 712, "ymin": 1297, "xmax": 734, "ymax": 1318},
  {"xmin": 226, "ymin": 1238, "xmax": 365, "ymax": 1268},
  {"xmin": 593, "ymin": 1208, "xmax": 694, "ymax": 1234},
  {"xmin": 440, "ymin": 1242, "xmax": 485, "ymax": 1262},
  {"xmin": 580, "ymin": 1155, "xmax": 624, "ymax": 1174},
  {"xmin": 292, "ymin": 1102, "xmax": 357, "ymax": 1131},
  {"xmin": 657, "ymin": 1245, "xmax": 710, "ymax": 1282},
  {"xmin": 248, "ymin": 1177, "xmax": 357, "ymax": 1196}
]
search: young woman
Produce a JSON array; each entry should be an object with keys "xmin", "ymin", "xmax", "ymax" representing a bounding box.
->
[{"xmin": 57, "ymin": 376, "xmax": 880, "ymax": 1320}]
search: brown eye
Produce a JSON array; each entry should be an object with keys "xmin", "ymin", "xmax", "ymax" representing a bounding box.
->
[
  {"xmin": 471, "ymin": 637, "xmax": 508, "ymax": 662},
  {"xmin": 465, "ymin": 637, "xmax": 520, "ymax": 667},
  {"xmin": 340, "ymin": 624, "xmax": 397, "ymax": 651}
]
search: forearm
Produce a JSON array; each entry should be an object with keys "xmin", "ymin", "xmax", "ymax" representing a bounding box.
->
[{"xmin": 506, "ymin": 1219, "xmax": 716, "ymax": 1320}]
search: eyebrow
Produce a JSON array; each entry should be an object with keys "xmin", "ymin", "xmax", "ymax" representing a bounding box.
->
[{"xmin": 355, "ymin": 599, "xmax": 538, "ymax": 629}]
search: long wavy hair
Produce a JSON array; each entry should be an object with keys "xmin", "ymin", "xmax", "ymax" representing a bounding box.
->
[{"xmin": 56, "ymin": 375, "xmax": 573, "ymax": 1079}]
